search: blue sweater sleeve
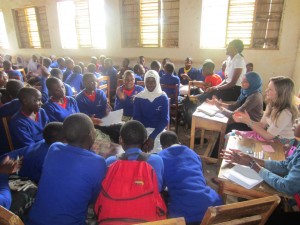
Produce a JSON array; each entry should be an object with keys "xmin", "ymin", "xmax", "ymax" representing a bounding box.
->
[
  {"xmin": 259, "ymin": 151, "xmax": 300, "ymax": 195},
  {"xmin": 0, "ymin": 99, "xmax": 21, "ymax": 117},
  {"xmin": 149, "ymin": 95, "xmax": 169, "ymax": 139}
]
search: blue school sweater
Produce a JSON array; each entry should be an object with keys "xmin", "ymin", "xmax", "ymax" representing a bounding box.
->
[
  {"xmin": 65, "ymin": 72, "xmax": 84, "ymax": 93},
  {"xmin": 62, "ymin": 69, "xmax": 72, "ymax": 82},
  {"xmin": 134, "ymin": 74, "xmax": 143, "ymax": 83},
  {"xmin": 177, "ymin": 67, "xmax": 204, "ymax": 85},
  {"xmin": 76, "ymin": 89, "xmax": 107, "ymax": 119},
  {"xmin": 133, "ymin": 94, "xmax": 169, "ymax": 139},
  {"xmin": 0, "ymin": 174, "xmax": 11, "ymax": 209},
  {"xmin": 27, "ymin": 142, "xmax": 107, "ymax": 225},
  {"xmin": 106, "ymin": 148, "xmax": 164, "ymax": 192},
  {"xmin": 158, "ymin": 145, "xmax": 223, "ymax": 223},
  {"xmin": 103, "ymin": 68, "xmax": 118, "ymax": 92},
  {"xmin": 9, "ymin": 109, "xmax": 49, "ymax": 149},
  {"xmin": 160, "ymin": 73, "xmax": 180, "ymax": 102},
  {"xmin": 2, "ymin": 140, "xmax": 50, "ymax": 183},
  {"xmin": 5, "ymin": 70, "xmax": 23, "ymax": 82},
  {"xmin": 42, "ymin": 96, "xmax": 79, "ymax": 122},
  {"xmin": 114, "ymin": 85, "xmax": 144, "ymax": 117}
]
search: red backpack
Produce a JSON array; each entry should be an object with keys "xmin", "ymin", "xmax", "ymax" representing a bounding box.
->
[{"xmin": 94, "ymin": 152, "xmax": 167, "ymax": 225}]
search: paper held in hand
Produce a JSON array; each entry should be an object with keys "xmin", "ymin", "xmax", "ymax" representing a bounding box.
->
[
  {"xmin": 197, "ymin": 102, "xmax": 220, "ymax": 116},
  {"xmin": 223, "ymin": 164, "xmax": 264, "ymax": 189}
]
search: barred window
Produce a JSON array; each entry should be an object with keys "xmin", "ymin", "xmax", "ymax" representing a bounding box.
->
[
  {"xmin": 57, "ymin": 0, "xmax": 106, "ymax": 49},
  {"xmin": 0, "ymin": 10, "xmax": 9, "ymax": 49},
  {"xmin": 200, "ymin": 0, "xmax": 284, "ymax": 49},
  {"xmin": 121, "ymin": 0, "xmax": 179, "ymax": 48},
  {"xmin": 13, "ymin": 6, "xmax": 51, "ymax": 49}
]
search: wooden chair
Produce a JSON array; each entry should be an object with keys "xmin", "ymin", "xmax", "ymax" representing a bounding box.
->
[
  {"xmin": 161, "ymin": 84, "xmax": 182, "ymax": 133},
  {"xmin": 17, "ymin": 69, "xmax": 26, "ymax": 82},
  {"xmin": 1, "ymin": 117, "xmax": 14, "ymax": 151},
  {"xmin": 98, "ymin": 76, "xmax": 111, "ymax": 105},
  {"xmin": 134, "ymin": 217, "xmax": 186, "ymax": 225},
  {"xmin": 137, "ymin": 80, "xmax": 145, "ymax": 87},
  {"xmin": 200, "ymin": 195, "xmax": 280, "ymax": 225},
  {"xmin": 0, "ymin": 205, "xmax": 24, "ymax": 225}
]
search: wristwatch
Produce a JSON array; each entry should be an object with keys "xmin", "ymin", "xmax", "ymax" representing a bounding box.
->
[{"xmin": 249, "ymin": 160, "xmax": 256, "ymax": 169}]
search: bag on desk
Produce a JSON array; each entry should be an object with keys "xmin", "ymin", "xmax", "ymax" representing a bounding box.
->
[{"xmin": 181, "ymin": 96, "xmax": 198, "ymax": 128}]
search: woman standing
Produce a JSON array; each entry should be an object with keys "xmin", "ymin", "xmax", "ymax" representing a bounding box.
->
[{"xmin": 133, "ymin": 70, "xmax": 169, "ymax": 153}]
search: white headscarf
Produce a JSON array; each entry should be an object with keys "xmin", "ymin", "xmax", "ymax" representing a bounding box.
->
[{"xmin": 136, "ymin": 70, "xmax": 163, "ymax": 102}]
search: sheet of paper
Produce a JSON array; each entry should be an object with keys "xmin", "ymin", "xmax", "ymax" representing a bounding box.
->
[
  {"xmin": 262, "ymin": 145, "xmax": 275, "ymax": 153},
  {"xmin": 101, "ymin": 109, "xmax": 123, "ymax": 126},
  {"xmin": 197, "ymin": 102, "xmax": 220, "ymax": 116},
  {"xmin": 223, "ymin": 164, "xmax": 263, "ymax": 189}
]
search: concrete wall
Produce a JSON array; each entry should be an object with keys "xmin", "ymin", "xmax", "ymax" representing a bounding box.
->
[{"xmin": 0, "ymin": 0, "xmax": 299, "ymax": 91}]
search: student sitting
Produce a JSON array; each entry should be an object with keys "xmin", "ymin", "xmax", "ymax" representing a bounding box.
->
[
  {"xmin": 150, "ymin": 60, "xmax": 161, "ymax": 73},
  {"xmin": 159, "ymin": 131, "xmax": 223, "ymax": 225},
  {"xmin": 103, "ymin": 58, "xmax": 118, "ymax": 100},
  {"xmin": 9, "ymin": 87, "xmax": 49, "ymax": 149},
  {"xmin": 42, "ymin": 57, "xmax": 52, "ymax": 73},
  {"xmin": 207, "ymin": 71, "xmax": 263, "ymax": 132},
  {"xmin": 133, "ymin": 63, "xmax": 145, "ymax": 82},
  {"xmin": 160, "ymin": 62, "xmax": 180, "ymax": 104},
  {"xmin": 50, "ymin": 68, "xmax": 74, "ymax": 97},
  {"xmin": 216, "ymin": 60, "xmax": 226, "ymax": 80},
  {"xmin": 114, "ymin": 70, "xmax": 144, "ymax": 118},
  {"xmin": 178, "ymin": 57, "xmax": 204, "ymax": 85},
  {"xmin": 133, "ymin": 70, "xmax": 169, "ymax": 153},
  {"xmin": 105, "ymin": 120, "xmax": 164, "ymax": 190},
  {"xmin": 3, "ymin": 60, "xmax": 23, "ymax": 81},
  {"xmin": 0, "ymin": 71, "xmax": 8, "ymax": 89},
  {"xmin": 202, "ymin": 60, "xmax": 222, "ymax": 87},
  {"xmin": 138, "ymin": 56, "xmax": 149, "ymax": 72},
  {"xmin": 1, "ymin": 122, "xmax": 63, "ymax": 183},
  {"xmin": 0, "ymin": 79, "xmax": 23, "ymax": 106},
  {"xmin": 27, "ymin": 113, "xmax": 107, "ymax": 225},
  {"xmin": 117, "ymin": 58, "xmax": 133, "ymax": 79},
  {"xmin": 65, "ymin": 65, "xmax": 84, "ymax": 93},
  {"xmin": 43, "ymin": 77, "xmax": 79, "ymax": 122},
  {"xmin": 233, "ymin": 76, "xmax": 298, "ymax": 145},
  {"xmin": 246, "ymin": 62, "xmax": 254, "ymax": 73},
  {"xmin": 57, "ymin": 57, "xmax": 66, "ymax": 73},
  {"xmin": 87, "ymin": 63, "xmax": 101, "ymax": 78},
  {"xmin": 62, "ymin": 58, "xmax": 74, "ymax": 82},
  {"xmin": 159, "ymin": 58, "xmax": 171, "ymax": 77}
]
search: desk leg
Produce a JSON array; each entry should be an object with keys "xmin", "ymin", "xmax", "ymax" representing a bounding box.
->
[
  {"xmin": 200, "ymin": 129, "xmax": 205, "ymax": 148},
  {"xmin": 217, "ymin": 126, "xmax": 227, "ymax": 165},
  {"xmin": 190, "ymin": 117, "xmax": 195, "ymax": 150},
  {"xmin": 218, "ymin": 181, "xmax": 227, "ymax": 203}
]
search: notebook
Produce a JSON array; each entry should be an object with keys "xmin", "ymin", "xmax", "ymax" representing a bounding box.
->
[
  {"xmin": 197, "ymin": 102, "xmax": 220, "ymax": 116},
  {"xmin": 223, "ymin": 164, "xmax": 263, "ymax": 189}
]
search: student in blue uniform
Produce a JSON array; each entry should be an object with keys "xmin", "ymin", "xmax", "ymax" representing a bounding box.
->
[
  {"xmin": 62, "ymin": 58, "xmax": 74, "ymax": 82},
  {"xmin": 27, "ymin": 113, "xmax": 107, "ymax": 225},
  {"xmin": 114, "ymin": 70, "xmax": 144, "ymax": 118},
  {"xmin": 133, "ymin": 70, "xmax": 169, "ymax": 153},
  {"xmin": 87, "ymin": 63, "xmax": 101, "ymax": 78},
  {"xmin": 76, "ymin": 73, "xmax": 107, "ymax": 119},
  {"xmin": 50, "ymin": 68, "xmax": 74, "ymax": 97},
  {"xmin": 3, "ymin": 60, "xmax": 23, "ymax": 82},
  {"xmin": 9, "ymin": 87, "xmax": 49, "ymax": 149},
  {"xmin": 103, "ymin": 58, "xmax": 118, "ymax": 100},
  {"xmin": 159, "ymin": 131, "xmax": 223, "ymax": 225},
  {"xmin": 65, "ymin": 65, "xmax": 84, "ymax": 93},
  {"xmin": 160, "ymin": 62, "xmax": 180, "ymax": 103},
  {"xmin": 178, "ymin": 57, "xmax": 204, "ymax": 85},
  {"xmin": 133, "ymin": 64, "xmax": 145, "ymax": 83},
  {"xmin": 106, "ymin": 120, "xmax": 164, "ymax": 191},
  {"xmin": 42, "ymin": 77, "xmax": 79, "ymax": 122},
  {"xmin": 150, "ymin": 60, "xmax": 161, "ymax": 73},
  {"xmin": 1, "ymin": 122, "xmax": 63, "ymax": 184}
]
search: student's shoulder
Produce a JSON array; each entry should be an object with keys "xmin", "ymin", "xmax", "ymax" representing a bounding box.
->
[{"xmin": 135, "ymin": 85, "xmax": 144, "ymax": 91}]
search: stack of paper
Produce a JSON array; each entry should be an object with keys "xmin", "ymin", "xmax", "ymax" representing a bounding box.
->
[
  {"xmin": 223, "ymin": 164, "xmax": 263, "ymax": 189},
  {"xmin": 197, "ymin": 102, "xmax": 220, "ymax": 116}
]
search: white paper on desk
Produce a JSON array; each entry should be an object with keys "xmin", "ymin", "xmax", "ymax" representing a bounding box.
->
[
  {"xmin": 101, "ymin": 109, "xmax": 123, "ymax": 126},
  {"xmin": 197, "ymin": 102, "xmax": 220, "ymax": 116},
  {"xmin": 223, "ymin": 164, "xmax": 263, "ymax": 189}
]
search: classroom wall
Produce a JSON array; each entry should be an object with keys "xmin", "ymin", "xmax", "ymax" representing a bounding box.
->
[{"xmin": 0, "ymin": 0, "xmax": 299, "ymax": 91}]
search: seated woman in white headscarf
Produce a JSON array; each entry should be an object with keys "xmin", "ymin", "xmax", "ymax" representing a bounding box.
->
[{"xmin": 133, "ymin": 70, "xmax": 169, "ymax": 153}]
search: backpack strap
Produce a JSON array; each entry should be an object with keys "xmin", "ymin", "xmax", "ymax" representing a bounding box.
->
[{"xmin": 116, "ymin": 152, "xmax": 150, "ymax": 161}]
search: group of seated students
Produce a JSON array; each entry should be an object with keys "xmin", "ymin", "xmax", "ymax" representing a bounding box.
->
[{"xmin": 0, "ymin": 38, "xmax": 300, "ymax": 224}]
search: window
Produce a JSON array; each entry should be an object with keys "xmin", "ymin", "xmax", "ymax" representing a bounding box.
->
[
  {"xmin": 200, "ymin": 0, "xmax": 284, "ymax": 49},
  {"xmin": 0, "ymin": 10, "xmax": 9, "ymax": 49},
  {"xmin": 57, "ymin": 0, "xmax": 106, "ymax": 49},
  {"xmin": 121, "ymin": 0, "xmax": 179, "ymax": 48},
  {"xmin": 13, "ymin": 6, "xmax": 51, "ymax": 48}
]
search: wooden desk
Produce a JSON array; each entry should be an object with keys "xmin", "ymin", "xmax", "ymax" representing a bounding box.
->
[
  {"xmin": 218, "ymin": 135, "xmax": 288, "ymax": 201},
  {"xmin": 190, "ymin": 108, "xmax": 228, "ymax": 159}
]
